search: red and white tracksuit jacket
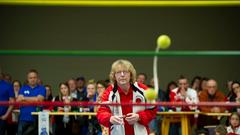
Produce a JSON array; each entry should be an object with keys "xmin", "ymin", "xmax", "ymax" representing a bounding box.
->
[{"xmin": 97, "ymin": 82, "xmax": 157, "ymax": 135}]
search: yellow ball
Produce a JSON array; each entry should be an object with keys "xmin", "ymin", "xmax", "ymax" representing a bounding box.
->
[
  {"xmin": 157, "ymin": 35, "xmax": 171, "ymax": 49},
  {"xmin": 144, "ymin": 88, "xmax": 157, "ymax": 101}
]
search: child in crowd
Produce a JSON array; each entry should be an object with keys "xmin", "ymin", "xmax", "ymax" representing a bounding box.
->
[{"xmin": 226, "ymin": 112, "xmax": 240, "ymax": 135}]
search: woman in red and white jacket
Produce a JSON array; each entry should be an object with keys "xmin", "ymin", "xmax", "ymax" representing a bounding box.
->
[{"xmin": 97, "ymin": 59, "xmax": 156, "ymax": 135}]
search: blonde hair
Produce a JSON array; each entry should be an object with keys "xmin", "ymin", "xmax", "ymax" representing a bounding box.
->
[{"xmin": 109, "ymin": 59, "xmax": 136, "ymax": 84}]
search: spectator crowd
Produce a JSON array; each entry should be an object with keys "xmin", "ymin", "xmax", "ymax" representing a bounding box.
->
[{"xmin": 0, "ymin": 63, "xmax": 239, "ymax": 135}]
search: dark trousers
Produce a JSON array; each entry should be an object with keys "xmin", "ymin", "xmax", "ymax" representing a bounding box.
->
[
  {"xmin": 0, "ymin": 119, "xmax": 7, "ymax": 135},
  {"xmin": 17, "ymin": 121, "xmax": 37, "ymax": 135},
  {"xmin": 7, "ymin": 123, "xmax": 18, "ymax": 135}
]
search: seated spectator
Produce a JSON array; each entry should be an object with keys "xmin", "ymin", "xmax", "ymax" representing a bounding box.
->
[
  {"xmin": 166, "ymin": 81, "xmax": 177, "ymax": 102},
  {"xmin": 198, "ymin": 79, "xmax": 226, "ymax": 128},
  {"xmin": 228, "ymin": 81, "xmax": 240, "ymax": 102},
  {"xmin": 215, "ymin": 125, "xmax": 227, "ymax": 135},
  {"xmin": 227, "ymin": 81, "xmax": 240, "ymax": 113},
  {"xmin": 86, "ymin": 80, "xmax": 97, "ymax": 112},
  {"xmin": 17, "ymin": 69, "xmax": 46, "ymax": 135},
  {"xmin": 191, "ymin": 76, "xmax": 202, "ymax": 91},
  {"xmin": 226, "ymin": 112, "xmax": 240, "ymax": 134},
  {"xmin": 96, "ymin": 80, "xmax": 108, "ymax": 103},
  {"xmin": 199, "ymin": 79, "xmax": 226, "ymax": 113},
  {"xmin": 199, "ymin": 77, "xmax": 209, "ymax": 95},
  {"xmin": 227, "ymin": 81, "xmax": 234, "ymax": 94},
  {"xmin": 170, "ymin": 75, "xmax": 199, "ymax": 111},
  {"xmin": 96, "ymin": 80, "xmax": 109, "ymax": 135},
  {"xmin": 44, "ymin": 85, "xmax": 54, "ymax": 112},
  {"xmin": 54, "ymin": 82, "xmax": 74, "ymax": 135},
  {"xmin": 169, "ymin": 76, "xmax": 199, "ymax": 135},
  {"xmin": 137, "ymin": 73, "xmax": 147, "ymax": 84},
  {"xmin": 45, "ymin": 85, "xmax": 53, "ymax": 101}
]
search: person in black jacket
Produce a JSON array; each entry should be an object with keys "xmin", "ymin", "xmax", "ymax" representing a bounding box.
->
[{"xmin": 54, "ymin": 82, "xmax": 75, "ymax": 135}]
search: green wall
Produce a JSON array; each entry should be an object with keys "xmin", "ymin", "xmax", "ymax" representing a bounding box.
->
[{"xmin": 0, "ymin": 6, "xmax": 239, "ymax": 94}]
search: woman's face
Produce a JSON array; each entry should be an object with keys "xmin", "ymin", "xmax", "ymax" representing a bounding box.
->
[
  {"xmin": 201, "ymin": 80, "xmax": 208, "ymax": 90},
  {"xmin": 114, "ymin": 65, "xmax": 130, "ymax": 86},
  {"xmin": 60, "ymin": 84, "xmax": 69, "ymax": 97},
  {"xmin": 13, "ymin": 82, "xmax": 21, "ymax": 92},
  {"xmin": 230, "ymin": 114, "xmax": 240, "ymax": 127},
  {"xmin": 169, "ymin": 84, "xmax": 177, "ymax": 91},
  {"xmin": 87, "ymin": 84, "xmax": 96, "ymax": 97},
  {"xmin": 97, "ymin": 84, "xmax": 105, "ymax": 96},
  {"xmin": 233, "ymin": 83, "xmax": 240, "ymax": 94},
  {"xmin": 193, "ymin": 79, "xmax": 200, "ymax": 88},
  {"xmin": 45, "ymin": 86, "xmax": 51, "ymax": 97}
]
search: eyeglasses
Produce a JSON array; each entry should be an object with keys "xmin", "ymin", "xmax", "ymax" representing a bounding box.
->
[{"xmin": 115, "ymin": 71, "xmax": 129, "ymax": 76}]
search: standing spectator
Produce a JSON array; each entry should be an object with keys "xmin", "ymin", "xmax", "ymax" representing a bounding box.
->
[
  {"xmin": 17, "ymin": 69, "xmax": 46, "ymax": 135},
  {"xmin": 69, "ymin": 77, "xmax": 89, "ymax": 135},
  {"xmin": 68, "ymin": 78, "xmax": 78, "ymax": 99},
  {"xmin": 226, "ymin": 112, "xmax": 240, "ymax": 134},
  {"xmin": 191, "ymin": 76, "xmax": 202, "ymax": 91},
  {"xmin": 198, "ymin": 79, "xmax": 226, "ymax": 128},
  {"xmin": 85, "ymin": 81, "xmax": 102, "ymax": 135},
  {"xmin": 137, "ymin": 73, "xmax": 147, "ymax": 84},
  {"xmin": 0, "ymin": 73, "xmax": 14, "ymax": 135},
  {"xmin": 54, "ymin": 82, "xmax": 73, "ymax": 135},
  {"xmin": 97, "ymin": 59, "xmax": 156, "ymax": 135},
  {"xmin": 75, "ymin": 77, "xmax": 89, "ymax": 135},
  {"xmin": 7, "ymin": 80, "xmax": 21, "ymax": 135}
]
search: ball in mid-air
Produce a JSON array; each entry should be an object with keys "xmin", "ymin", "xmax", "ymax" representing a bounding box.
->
[
  {"xmin": 144, "ymin": 88, "xmax": 157, "ymax": 101},
  {"xmin": 157, "ymin": 35, "xmax": 171, "ymax": 49}
]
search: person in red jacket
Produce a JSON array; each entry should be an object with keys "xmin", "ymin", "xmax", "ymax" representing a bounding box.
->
[{"xmin": 97, "ymin": 59, "xmax": 157, "ymax": 135}]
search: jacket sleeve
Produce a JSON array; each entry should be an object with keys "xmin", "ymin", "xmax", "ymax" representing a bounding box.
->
[
  {"xmin": 169, "ymin": 91, "xmax": 176, "ymax": 102},
  {"xmin": 199, "ymin": 91, "xmax": 212, "ymax": 112},
  {"xmin": 137, "ymin": 83, "xmax": 157, "ymax": 126},
  {"xmin": 97, "ymin": 86, "xmax": 112, "ymax": 127},
  {"xmin": 137, "ymin": 107, "xmax": 157, "ymax": 126}
]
